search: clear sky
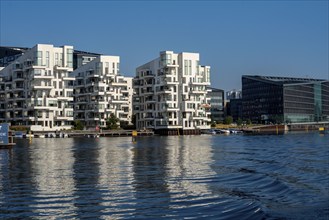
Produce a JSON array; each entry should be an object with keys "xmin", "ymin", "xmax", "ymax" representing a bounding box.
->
[{"xmin": 1, "ymin": 0, "xmax": 328, "ymax": 93}]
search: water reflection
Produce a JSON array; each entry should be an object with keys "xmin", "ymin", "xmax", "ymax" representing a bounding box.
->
[
  {"xmin": 29, "ymin": 138, "xmax": 77, "ymax": 218},
  {"xmin": 132, "ymin": 137, "xmax": 171, "ymax": 218},
  {"xmin": 0, "ymin": 139, "xmax": 37, "ymax": 218},
  {"xmin": 97, "ymin": 137, "xmax": 136, "ymax": 218},
  {"xmin": 165, "ymin": 136, "xmax": 216, "ymax": 196},
  {"xmin": 71, "ymin": 138, "xmax": 104, "ymax": 219}
]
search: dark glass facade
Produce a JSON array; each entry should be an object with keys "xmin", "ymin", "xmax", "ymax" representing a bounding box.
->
[
  {"xmin": 242, "ymin": 75, "xmax": 329, "ymax": 123},
  {"xmin": 228, "ymin": 98, "xmax": 243, "ymax": 121},
  {"xmin": 207, "ymin": 87, "xmax": 224, "ymax": 123},
  {"xmin": 284, "ymin": 81, "xmax": 329, "ymax": 122}
]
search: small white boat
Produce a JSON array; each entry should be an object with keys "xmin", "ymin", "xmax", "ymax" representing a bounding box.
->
[
  {"xmin": 25, "ymin": 134, "xmax": 34, "ymax": 138},
  {"xmin": 220, "ymin": 129, "xmax": 230, "ymax": 134}
]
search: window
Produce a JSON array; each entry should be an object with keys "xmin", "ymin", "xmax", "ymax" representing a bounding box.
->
[
  {"xmin": 55, "ymin": 53, "xmax": 59, "ymax": 66},
  {"xmin": 46, "ymin": 51, "xmax": 50, "ymax": 67},
  {"xmin": 96, "ymin": 62, "xmax": 102, "ymax": 75},
  {"xmin": 105, "ymin": 62, "xmax": 109, "ymax": 74},
  {"xmin": 67, "ymin": 48, "xmax": 73, "ymax": 68},
  {"xmin": 35, "ymin": 51, "xmax": 42, "ymax": 66},
  {"xmin": 184, "ymin": 60, "xmax": 188, "ymax": 75},
  {"xmin": 66, "ymin": 111, "xmax": 73, "ymax": 117},
  {"xmin": 59, "ymin": 53, "xmax": 63, "ymax": 67},
  {"xmin": 196, "ymin": 60, "xmax": 199, "ymax": 75},
  {"xmin": 188, "ymin": 60, "xmax": 192, "ymax": 75}
]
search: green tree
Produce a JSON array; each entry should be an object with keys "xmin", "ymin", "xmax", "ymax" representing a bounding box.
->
[
  {"xmin": 246, "ymin": 119, "xmax": 252, "ymax": 125},
  {"xmin": 223, "ymin": 116, "xmax": 233, "ymax": 125},
  {"xmin": 211, "ymin": 121, "xmax": 216, "ymax": 128},
  {"xmin": 106, "ymin": 113, "xmax": 119, "ymax": 129},
  {"xmin": 271, "ymin": 115, "xmax": 284, "ymax": 124},
  {"xmin": 73, "ymin": 120, "xmax": 84, "ymax": 130},
  {"xmin": 236, "ymin": 118, "xmax": 243, "ymax": 126}
]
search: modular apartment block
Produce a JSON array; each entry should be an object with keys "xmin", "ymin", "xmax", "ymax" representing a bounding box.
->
[
  {"xmin": 72, "ymin": 55, "xmax": 133, "ymax": 129},
  {"xmin": 0, "ymin": 44, "xmax": 75, "ymax": 131},
  {"xmin": 133, "ymin": 51, "xmax": 211, "ymax": 134}
]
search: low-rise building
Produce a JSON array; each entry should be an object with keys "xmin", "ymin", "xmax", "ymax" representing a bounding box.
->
[{"xmin": 242, "ymin": 75, "xmax": 329, "ymax": 123}]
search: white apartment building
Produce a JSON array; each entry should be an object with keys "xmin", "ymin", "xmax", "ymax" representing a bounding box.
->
[
  {"xmin": 133, "ymin": 51, "xmax": 211, "ymax": 135},
  {"xmin": 0, "ymin": 44, "xmax": 75, "ymax": 131},
  {"xmin": 72, "ymin": 55, "xmax": 133, "ymax": 129}
]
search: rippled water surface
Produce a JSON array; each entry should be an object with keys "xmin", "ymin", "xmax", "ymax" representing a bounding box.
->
[{"xmin": 0, "ymin": 133, "xmax": 328, "ymax": 219}]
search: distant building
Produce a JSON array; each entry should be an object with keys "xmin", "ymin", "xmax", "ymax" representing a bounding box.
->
[
  {"xmin": 0, "ymin": 46, "xmax": 29, "ymax": 67},
  {"xmin": 1, "ymin": 46, "xmax": 101, "ymax": 70},
  {"xmin": 133, "ymin": 51, "xmax": 211, "ymax": 134},
  {"xmin": 73, "ymin": 50, "xmax": 101, "ymax": 70},
  {"xmin": 0, "ymin": 44, "xmax": 75, "ymax": 131},
  {"xmin": 242, "ymin": 75, "xmax": 329, "ymax": 123},
  {"xmin": 72, "ymin": 55, "xmax": 133, "ymax": 129},
  {"xmin": 228, "ymin": 98, "xmax": 243, "ymax": 122},
  {"xmin": 225, "ymin": 89, "xmax": 242, "ymax": 121},
  {"xmin": 226, "ymin": 89, "xmax": 242, "ymax": 100},
  {"xmin": 207, "ymin": 87, "xmax": 224, "ymax": 123}
]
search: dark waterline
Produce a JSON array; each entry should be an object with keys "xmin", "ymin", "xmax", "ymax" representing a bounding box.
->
[{"xmin": 0, "ymin": 133, "xmax": 328, "ymax": 219}]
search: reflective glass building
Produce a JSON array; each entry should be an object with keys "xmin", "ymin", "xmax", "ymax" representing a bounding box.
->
[
  {"xmin": 242, "ymin": 75, "xmax": 329, "ymax": 123},
  {"xmin": 207, "ymin": 87, "xmax": 224, "ymax": 123}
]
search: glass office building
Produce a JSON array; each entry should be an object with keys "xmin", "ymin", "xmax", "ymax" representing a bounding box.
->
[
  {"xmin": 207, "ymin": 87, "xmax": 224, "ymax": 122},
  {"xmin": 242, "ymin": 75, "xmax": 329, "ymax": 123}
]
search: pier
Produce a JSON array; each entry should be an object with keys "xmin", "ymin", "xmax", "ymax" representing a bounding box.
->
[{"xmin": 27, "ymin": 130, "xmax": 155, "ymax": 138}]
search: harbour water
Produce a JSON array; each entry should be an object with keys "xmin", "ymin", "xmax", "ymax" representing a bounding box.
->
[{"xmin": 0, "ymin": 133, "xmax": 328, "ymax": 219}]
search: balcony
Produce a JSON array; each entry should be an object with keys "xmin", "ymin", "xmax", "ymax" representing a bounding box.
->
[
  {"xmin": 63, "ymin": 76, "xmax": 75, "ymax": 81},
  {"xmin": 111, "ymin": 80, "xmax": 127, "ymax": 86},
  {"xmin": 155, "ymin": 87, "xmax": 171, "ymax": 94},
  {"xmin": 55, "ymin": 115, "xmax": 73, "ymax": 120},
  {"xmin": 54, "ymin": 65, "xmax": 71, "ymax": 71},
  {"xmin": 112, "ymin": 98, "xmax": 129, "ymax": 103},
  {"xmin": 142, "ymin": 89, "xmax": 154, "ymax": 95},
  {"xmin": 31, "ymin": 82, "xmax": 52, "ymax": 90},
  {"xmin": 164, "ymin": 78, "xmax": 179, "ymax": 85},
  {"xmin": 189, "ymin": 81, "xmax": 210, "ymax": 86},
  {"xmin": 189, "ymin": 89, "xmax": 206, "ymax": 94},
  {"xmin": 12, "ymin": 85, "xmax": 25, "ymax": 91},
  {"xmin": 13, "ymin": 76, "xmax": 25, "ymax": 81},
  {"xmin": 145, "ymin": 98, "xmax": 156, "ymax": 103},
  {"xmin": 33, "ymin": 74, "xmax": 54, "ymax": 79},
  {"xmin": 142, "ymin": 71, "xmax": 154, "ymax": 78}
]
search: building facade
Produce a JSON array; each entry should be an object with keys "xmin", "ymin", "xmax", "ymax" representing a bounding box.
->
[
  {"xmin": 227, "ymin": 98, "xmax": 243, "ymax": 122},
  {"xmin": 73, "ymin": 50, "xmax": 100, "ymax": 70},
  {"xmin": 133, "ymin": 51, "xmax": 211, "ymax": 134},
  {"xmin": 242, "ymin": 75, "xmax": 329, "ymax": 123},
  {"xmin": 226, "ymin": 89, "xmax": 242, "ymax": 100},
  {"xmin": 226, "ymin": 89, "xmax": 243, "ymax": 122},
  {"xmin": 207, "ymin": 87, "xmax": 224, "ymax": 123},
  {"xmin": 0, "ymin": 44, "xmax": 75, "ymax": 131},
  {"xmin": 0, "ymin": 46, "xmax": 29, "ymax": 67},
  {"xmin": 72, "ymin": 55, "xmax": 133, "ymax": 129}
]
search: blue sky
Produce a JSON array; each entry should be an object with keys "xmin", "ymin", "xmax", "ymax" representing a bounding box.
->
[{"xmin": 1, "ymin": 0, "xmax": 328, "ymax": 92}]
